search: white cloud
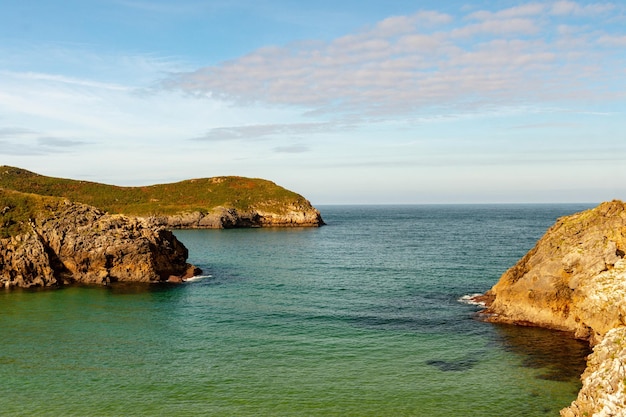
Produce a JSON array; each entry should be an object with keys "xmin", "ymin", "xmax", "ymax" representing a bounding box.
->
[
  {"xmin": 450, "ymin": 18, "xmax": 540, "ymax": 37},
  {"xmin": 0, "ymin": 136, "xmax": 87, "ymax": 157},
  {"xmin": 372, "ymin": 11, "xmax": 453, "ymax": 37},
  {"xmin": 37, "ymin": 137, "xmax": 87, "ymax": 148},
  {"xmin": 273, "ymin": 144, "xmax": 310, "ymax": 154},
  {"xmin": 598, "ymin": 35, "xmax": 626, "ymax": 46},
  {"xmin": 191, "ymin": 122, "xmax": 348, "ymax": 142},
  {"xmin": 551, "ymin": 1, "xmax": 615, "ymax": 16},
  {"xmin": 1, "ymin": 1, "xmax": 624, "ymax": 203},
  {"xmin": 0, "ymin": 127, "xmax": 37, "ymax": 138},
  {"xmin": 467, "ymin": 3, "xmax": 546, "ymax": 20},
  {"xmin": 166, "ymin": 2, "xmax": 624, "ymax": 119}
]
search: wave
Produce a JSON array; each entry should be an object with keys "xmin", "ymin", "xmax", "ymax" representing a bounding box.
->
[
  {"xmin": 458, "ymin": 293, "xmax": 487, "ymax": 307},
  {"xmin": 185, "ymin": 275, "xmax": 213, "ymax": 282}
]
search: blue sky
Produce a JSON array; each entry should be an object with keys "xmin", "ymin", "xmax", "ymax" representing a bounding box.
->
[{"xmin": 1, "ymin": 0, "xmax": 625, "ymax": 204}]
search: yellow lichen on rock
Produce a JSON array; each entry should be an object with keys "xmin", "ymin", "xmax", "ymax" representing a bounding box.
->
[
  {"xmin": 479, "ymin": 200, "xmax": 626, "ymax": 416},
  {"xmin": 483, "ymin": 200, "xmax": 626, "ymax": 343}
]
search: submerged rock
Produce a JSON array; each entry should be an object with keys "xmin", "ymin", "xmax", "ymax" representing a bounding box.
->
[{"xmin": 0, "ymin": 199, "xmax": 200, "ymax": 289}]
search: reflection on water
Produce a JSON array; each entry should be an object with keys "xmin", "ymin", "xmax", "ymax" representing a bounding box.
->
[{"xmin": 492, "ymin": 323, "xmax": 591, "ymax": 382}]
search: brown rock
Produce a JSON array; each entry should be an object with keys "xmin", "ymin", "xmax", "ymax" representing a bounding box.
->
[
  {"xmin": 475, "ymin": 201, "xmax": 626, "ymax": 416},
  {"xmin": 481, "ymin": 200, "xmax": 626, "ymax": 343},
  {"xmin": 141, "ymin": 202, "xmax": 325, "ymax": 229},
  {"xmin": 0, "ymin": 201, "xmax": 201, "ymax": 289},
  {"xmin": 0, "ymin": 233, "xmax": 56, "ymax": 288}
]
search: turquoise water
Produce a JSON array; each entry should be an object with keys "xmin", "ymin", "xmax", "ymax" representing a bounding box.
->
[{"xmin": 0, "ymin": 205, "xmax": 592, "ymax": 416}]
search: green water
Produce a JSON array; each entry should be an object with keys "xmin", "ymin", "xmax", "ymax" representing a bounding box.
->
[{"xmin": 0, "ymin": 205, "xmax": 591, "ymax": 416}]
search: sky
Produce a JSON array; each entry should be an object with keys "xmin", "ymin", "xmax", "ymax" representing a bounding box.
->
[{"xmin": 1, "ymin": 0, "xmax": 625, "ymax": 204}]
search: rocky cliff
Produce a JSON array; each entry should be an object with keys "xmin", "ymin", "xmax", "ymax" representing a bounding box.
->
[
  {"xmin": 561, "ymin": 326, "xmax": 626, "ymax": 417},
  {"xmin": 478, "ymin": 200, "xmax": 626, "ymax": 416},
  {"xmin": 1, "ymin": 191, "xmax": 200, "ymax": 289},
  {"xmin": 482, "ymin": 200, "xmax": 626, "ymax": 343},
  {"xmin": 142, "ymin": 202, "xmax": 325, "ymax": 229},
  {"xmin": 0, "ymin": 166, "xmax": 325, "ymax": 228}
]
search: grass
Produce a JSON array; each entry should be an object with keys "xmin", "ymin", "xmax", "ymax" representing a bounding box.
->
[
  {"xmin": 0, "ymin": 189, "xmax": 66, "ymax": 238},
  {"xmin": 0, "ymin": 166, "xmax": 310, "ymax": 217}
]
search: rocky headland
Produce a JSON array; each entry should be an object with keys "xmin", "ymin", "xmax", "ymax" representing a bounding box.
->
[
  {"xmin": 1, "ymin": 166, "xmax": 324, "ymax": 289},
  {"xmin": 477, "ymin": 200, "xmax": 626, "ymax": 416},
  {"xmin": 0, "ymin": 166, "xmax": 325, "ymax": 229},
  {"xmin": 1, "ymin": 189, "xmax": 200, "ymax": 289},
  {"xmin": 140, "ymin": 201, "xmax": 324, "ymax": 229}
]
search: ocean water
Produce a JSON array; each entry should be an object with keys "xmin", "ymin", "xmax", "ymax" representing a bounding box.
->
[{"xmin": 0, "ymin": 204, "xmax": 594, "ymax": 416}]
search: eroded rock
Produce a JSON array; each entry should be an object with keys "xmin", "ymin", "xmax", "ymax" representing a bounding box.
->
[
  {"xmin": 561, "ymin": 326, "xmax": 626, "ymax": 417},
  {"xmin": 476, "ymin": 200, "xmax": 626, "ymax": 415},
  {"xmin": 0, "ymin": 201, "xmax": 200, "ymax": 289},
  {"xmin": 481, "ymin": 200, "xmax": 626, "ymax": 343},
  {"xmin": 141, "ymin": 202, "xmax": 325, "ymax": 229}
]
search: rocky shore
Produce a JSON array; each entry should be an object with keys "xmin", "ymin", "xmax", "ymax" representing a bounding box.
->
[
  {"xmin": 0, "ymin": 166, "xmax": 326, "ymax": 229},
  {"xmin": 1, "ymin": 197, "xmax": 200, "ymax": 289},
  {"xmin": 0, "ymin": 167, "xmax": 326, "ymax": 289},
  {"xmin": 561, "ymin": 326, "xmax": 626, "ymax": 416},
  {"xmin": 478, "ymin": 200, "xmax": 626, "ymax": 416},
  {"xmin": 141, "ymin": 202, "xmax": 325, "ymax": 229}
]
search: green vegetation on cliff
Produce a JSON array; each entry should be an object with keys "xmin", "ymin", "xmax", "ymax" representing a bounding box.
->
[
  {"xmin": 0, "ymin": 166, "xmax": 311, "ymax": 217},
  {"xmin": 0, "ymin": 189, "xmax": 67, "ymax": 238}
]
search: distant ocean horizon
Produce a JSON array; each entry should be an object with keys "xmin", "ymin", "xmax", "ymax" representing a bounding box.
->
[{"xmin": 1, "ymin": 204, "xmax": 594, "ymax": 416}]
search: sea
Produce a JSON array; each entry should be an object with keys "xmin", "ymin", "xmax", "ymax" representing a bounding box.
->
[{"xmin": 0, "ymin": 204, "xmax": 595, "ymax": 416}]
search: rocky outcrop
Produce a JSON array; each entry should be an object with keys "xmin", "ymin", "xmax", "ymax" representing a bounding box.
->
[
  {"xmin": 142, "ymin": 202, "xmax": 325, "ymax": 229},
  {"xmin": 0, "ymin": 166, "xmax": 326, "ymax": 228},
  {"xmin": 561, "ymin": 326, "xmax": 626, "ymax": 417},
  {"xmin": 477, "ymin": 200, "xmax": 626, "ymax": 416},
  {"xmin": 1, "ymin": 200, "xmax": 200, "ymax": 289},
  {"xmin": 481, "ymin": 200, "xmax": 626, "ymax": 343}
]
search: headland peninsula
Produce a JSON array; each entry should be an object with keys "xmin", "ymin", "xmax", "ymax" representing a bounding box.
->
[
  {"xmin": 476, "ymin": 200, "xmax": 626, "ymax": 416},
  {"xmin": 0, "ymin": 166, "xmax": 324, "ymax": 289},
  {"xmin": 0, "ymin": 166, "xmax": 325, "ymax": 229}
]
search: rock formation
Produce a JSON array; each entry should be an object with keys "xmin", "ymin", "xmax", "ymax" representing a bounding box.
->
[
  {"xmin": 561, "ymin": 326, "xmax": 626, "ymax": 417},
  {"xmin": 1, "ymin": 197, "xmax": 200, "ymax": 289},
  {"xmin": 478, "ymin": 200, "xmax": 626, "ymax": 416},
  {"xmin": 481, "ymin": 200, "xmax": 626, "ymax": 343},
  {"xmin": 141, "ymin": 202, "xmax": 325, "ymax": 229},
  {"xmin": 0, "ymin": 166, "xmax": 326, "ymax": 228}
]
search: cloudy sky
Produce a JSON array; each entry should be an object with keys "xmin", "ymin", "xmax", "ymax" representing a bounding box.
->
[{"xmin": 1, "ymin": 0, "xmax": 625, "ymax": 204}]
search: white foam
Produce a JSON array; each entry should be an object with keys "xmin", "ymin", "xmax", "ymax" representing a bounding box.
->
[
  {"xmin": 458, "ymin": 293, "xmax": 486, "ymax": 307},
  {"xmin": 185, "ymin": 275, "xmax": 213, "ymax": 282}
]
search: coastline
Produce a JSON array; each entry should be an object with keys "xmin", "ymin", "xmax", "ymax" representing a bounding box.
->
[
  {"xmin": 0, "ymin": 205, "xmax": 590, "ymax": 416},
  {"xmin": 471, "ymin": 201, "xmax": 626, "ymax": 416}
]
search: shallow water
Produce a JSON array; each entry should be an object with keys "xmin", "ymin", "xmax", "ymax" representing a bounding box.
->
[{"xmin": 0, "ymin": 204, "xmax": 592, "ymax": 416}]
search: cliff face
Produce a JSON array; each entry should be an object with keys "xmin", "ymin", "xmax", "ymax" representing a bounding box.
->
[
  {"xmin": 479, "ymin": 200, "xmax": 626, "ymax": 416},
  {"xmin": 142, "ymin": 202, "xmax": 325, "ymax": 229},
  {"xmin": 482, "ymin": 200, "xmax": 626, "ymax": 343},
  {"xmin": 0, "ymin": 166, "xmax": 325, "ymax": 228},
  {"xmin": 561, "ymin": 326, "xmax": 626, "ymax": 417},
  {"xmin": 1, "ymin": 199, "xmax": 200, "ymax": 289}
]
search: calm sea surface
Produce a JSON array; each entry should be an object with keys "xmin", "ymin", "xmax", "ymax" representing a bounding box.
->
[{"xmin": 0, "ymin": 204, "xmax": 594, "ymax": 416}]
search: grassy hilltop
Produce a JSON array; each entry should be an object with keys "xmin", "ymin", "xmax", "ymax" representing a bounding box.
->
[{"xmin": 0, "ymin": 166, "xmax": 314, "ymax": 219}]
